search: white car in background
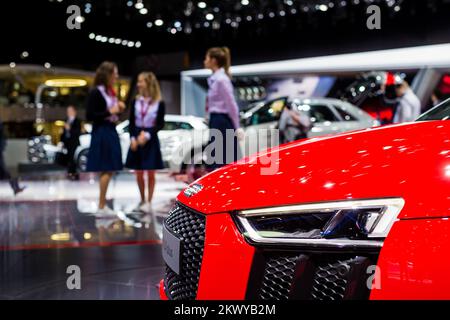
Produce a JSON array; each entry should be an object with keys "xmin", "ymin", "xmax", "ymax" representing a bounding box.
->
[
  {"xmin": 74, "ymin": 115, "xmax": 209, "ymax": 172},
  {"xmin": 240, "ymin": 96, "xmax": 379, "ymax": 154}
]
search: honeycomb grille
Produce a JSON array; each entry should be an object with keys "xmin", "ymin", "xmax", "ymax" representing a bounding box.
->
[
  {"xmin": 311, "ymin": 258, "xmax": 354, "ymax": 300},
  {"xmin": 164, "ymin": 203, "xmax": 206, "ymax": 300},
  {"xmin": 256, "ymin": 254, "xmax": 373, "ymax": 300},
  {"xmin": 259, "ymin": 255, "xmax": 299, "ymax": 300}
]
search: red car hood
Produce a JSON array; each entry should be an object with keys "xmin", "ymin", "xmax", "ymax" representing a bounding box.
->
[{"xmin": 178, "ymin": 121, "xmax": 450, "ymax": 219}]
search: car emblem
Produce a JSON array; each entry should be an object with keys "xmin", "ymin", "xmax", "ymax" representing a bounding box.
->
[{"xmin": 183, "ymin": 184, "xmax": 204, "ymax": 197}]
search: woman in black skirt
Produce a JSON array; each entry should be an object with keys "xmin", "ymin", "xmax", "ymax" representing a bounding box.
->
[
  {"xmin": 204, "ymin": 47, "xmax": 244, "ymax": 170},
  {"xmin": 126, "ymin": 72, "xmax": 165, "ymax": 213},
  {"xmin": 86, "ymin": 61, "xmax": 125, "ymax": 216}
]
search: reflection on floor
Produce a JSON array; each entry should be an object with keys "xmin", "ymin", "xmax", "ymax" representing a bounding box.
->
[{"xmin": 0, "ymin": 171, "xmax": 186, "ymax": 300}]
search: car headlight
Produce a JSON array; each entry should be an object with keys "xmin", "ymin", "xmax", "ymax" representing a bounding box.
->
[{"xmin": 235, "ymin": 198, "xmax": 404, "ymax": 249}]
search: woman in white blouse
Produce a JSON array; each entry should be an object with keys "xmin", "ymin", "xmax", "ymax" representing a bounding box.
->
[{"xmin": 125, "ymin": 72, "xmax": 165, "ymax": 213}]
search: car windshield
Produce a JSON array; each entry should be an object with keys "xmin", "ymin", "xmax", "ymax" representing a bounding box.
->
[{"xmin": 417, "ymin": 98, "xmax": 450, "ymax": 121}]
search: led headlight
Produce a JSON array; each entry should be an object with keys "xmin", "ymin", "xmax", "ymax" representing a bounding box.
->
[{"xmin": 235, "ymin": 198, "xmax": 404, "ymax": 248}]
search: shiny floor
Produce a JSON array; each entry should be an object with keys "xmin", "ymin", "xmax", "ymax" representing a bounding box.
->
[{"xmin": 0, "ymin": 171, "xmax": 185, "ymax": 300}]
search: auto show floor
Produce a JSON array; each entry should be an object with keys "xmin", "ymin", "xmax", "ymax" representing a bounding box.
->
[{"xmin": 0, "ymin": 171, "xmax": 186, "ymax": 299}]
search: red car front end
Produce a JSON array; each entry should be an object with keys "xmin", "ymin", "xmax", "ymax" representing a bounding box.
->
[{"xmin": 161, "ymin": 100, "xmax": 450, "ymax": 300}]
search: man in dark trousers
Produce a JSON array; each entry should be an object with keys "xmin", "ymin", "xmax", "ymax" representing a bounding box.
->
[
  {"xmin": 0, "ymin": 119, "xmax": 25, "ymax": 195},
  {"xmin": 61, "ymin": 105, "xmax": 81, "ymax": 180}
]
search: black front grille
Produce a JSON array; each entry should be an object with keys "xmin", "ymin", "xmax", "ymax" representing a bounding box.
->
[
  {"xmin": 311, "ymin": 258, "xmax": 356, "ymax": 300},
  {"xmin": 164, "ymin": 203, "xmax": 206, "ymax": 300},
  {"xmin": 249, "ymin": 252, "xmax": 376, "ymax": 300},
  {"xmin": 259, "ymin": 255, "xmax": 299, "ymax": 300}
]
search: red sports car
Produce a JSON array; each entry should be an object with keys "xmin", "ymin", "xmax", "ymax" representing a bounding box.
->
[{"xmin": 160, "ymin": 98, "xmax": 450, "ymax": 300}]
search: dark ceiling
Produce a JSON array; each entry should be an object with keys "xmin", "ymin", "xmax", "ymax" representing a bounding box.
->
[{"xmin": 1, "ymin": 0, "xmax": 450, "ymax": 75}]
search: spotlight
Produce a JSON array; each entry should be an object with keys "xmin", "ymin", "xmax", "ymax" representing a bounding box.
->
[
  {"xmin": 89, "ymin": 33, "xmax": 96, "ymax": 39},
  {"xmin": 147, "ymin": 22, "xmax": 153, "ymax": 28},
  {"xmin": 135, "ymin": 2, "xmax": 144, "ymax": 9},
  {"xmin": 21, "ymin": 51, "xmax": 29, "ymax": 59},
  {"xmin": 9, "ymin": 62, "xmax": 16, "ymax": 68},
  {"xmin": 139, "ymin": 8, "xmax": 148, "ymax": 15},
  {"xmin": 75, "ymin": 16, "xmax": 85, "ymax": 23},
  {"xmin": 174, "ymin": 21, "xmax": 182, "ymax": 28},
  {"xmin": 155, "ymin": 19, "xmax": 164, "ymax": 26},
  {"xmin": 206, "ymin": 13, "xmax": 214, "ymax": 21},
  {"xmin": 241, "ymin": 0, "xmax": 249, "ymax": 5},
  {"xmin": 135, "ymin": 41, "xmax": 142, "ymax": 48},
  {"xmin": 44, "ymin": 62, "xmax": 52, "ymax": 69},
  {"xmin": 198, "ymin": 2, "xmax": 207, "ymax": 9}
]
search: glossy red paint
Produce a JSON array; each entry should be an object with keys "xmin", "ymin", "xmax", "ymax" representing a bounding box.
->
[
  {"xmin": 371, "ymin": 218, "xmax": 450, "ymax": 300},
  {"xmin": 159, "ymin": 279, "xmax": 168, "ymax": 300},
  {"xmin": 165, "ymin": 120, "xmax": 450, "ymax": 300},
  {"xmin": 179, "ymin": 121, "xmax": 450, "ymax": 220},
  {"xmin": 196, "ymin": 213, "xmax": 255, "ymax": 300}
]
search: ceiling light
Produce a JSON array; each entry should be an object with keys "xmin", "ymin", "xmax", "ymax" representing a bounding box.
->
[
  {"xmin": 139, "ymin": 8, "xmax": 148, "ymax": 14},
  {"xmin": 135, "ymin": 41, "xmax": 142, "ymax": 48},
  {"xmin": 206, "ymin": 13, "xmax": 214, "ymax": 21},
  {"xmin": 135, "ymin": 2, "xmax": 144, "ymax": 9},
  {"xmin": 241, "ymin": 0, "xmax": 250, "ymax": 5},
  {"xmin": 75, "ymin": 16, "xmax": 85, "ymax": 23},
  {"xmin": 198, "ymin": 2, "xmax": 207, "ymax": 9},
  {"xmin": 44, "ymin": 62, "xmax": 52, "ymax": 69},
  {"xmin": 89, "ymin": 33, "xmax": 95, "ymax": 39},
  {"xmin": 155, "ymin": 19, "xmax": 164, "ymax": 26},
  {"xmin": 45, "ymin": 79, "xmax": 88, "ymax": 88}
]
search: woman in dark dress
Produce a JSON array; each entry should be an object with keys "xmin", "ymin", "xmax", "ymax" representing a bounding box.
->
[
  {"xmin": 125, "ymin": 72, "xmax": 165, "ymax": 213},
  {"xmin": 204, "ymin": 47, "xmax": 244, "ymax": 170},
  {"xmin": 86, "ymin": 61, "xmax": 125, "ymax": 215}
]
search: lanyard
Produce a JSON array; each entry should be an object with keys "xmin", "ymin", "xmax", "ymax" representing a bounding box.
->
[{"xmin": 140, "ymin": 98, "xmax": 152, "ymax": 121}]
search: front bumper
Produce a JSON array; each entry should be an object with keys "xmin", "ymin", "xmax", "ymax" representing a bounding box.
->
[{"xmin": 161, "ymin": 203, "xmax": 381, "ymax": 300}]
